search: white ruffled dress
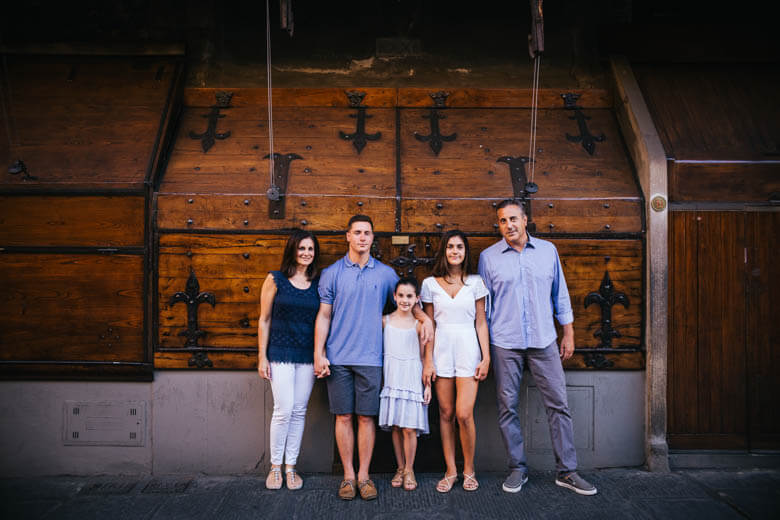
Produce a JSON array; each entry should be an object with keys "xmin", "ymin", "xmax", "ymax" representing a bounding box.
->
[{"xmin": 378, "ymin": 322, "xmax": 429, "ymax": 435}]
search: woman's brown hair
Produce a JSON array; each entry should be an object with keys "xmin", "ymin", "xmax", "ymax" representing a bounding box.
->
[
  {"xmin": 279, "ymin": 229, "xmax": 320, "ymax": 280},
  {"xmin": 431, "ymin": 230, "xmax": 471, "ymax": 281}
]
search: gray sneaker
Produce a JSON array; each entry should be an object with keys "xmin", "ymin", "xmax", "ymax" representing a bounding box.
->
[
  {"xmin": 555, "ymin": 472, "xmax": 597, "ymax": 496},
  {"xmin": 502, "ymin": 470, "xmax": 529, "ymax": 493}
]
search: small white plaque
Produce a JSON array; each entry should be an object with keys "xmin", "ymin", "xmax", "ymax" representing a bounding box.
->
[{"xmin": 63, "ymin": 400, "xmax": 146, "ymax": 446}]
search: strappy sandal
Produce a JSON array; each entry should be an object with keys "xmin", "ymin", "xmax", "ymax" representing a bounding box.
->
[
  {"xmin": 463, "ymin": 472, "xmax": 479, "ymax": 492},
  {"xmin": 403, "ymin": 471, "xmax": 418, "ymax": 491},
  {"xmin": 285, "ymin": 468, "xmax": 303, "ymax": 490},
  {"xmin": 265, "ymin": 467, "xmax": 282, "ymax": 490},
  {"xmin": 436, "ymin": 473, "xmax": 458, "ymax": 493},
  {"xmin": 391, "ymin": 467, "xmax": 405, "ymax": 488}
]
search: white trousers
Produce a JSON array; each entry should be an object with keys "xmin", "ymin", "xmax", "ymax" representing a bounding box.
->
[{"xmin": 269, "ymin": 362, "xmax": 316, "ymax": 466}]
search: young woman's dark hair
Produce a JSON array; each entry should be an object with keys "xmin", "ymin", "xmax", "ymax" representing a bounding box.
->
[
  {"xmin": 395, "ymin": 276, "xmax": 420, "ymax": 295},
  {"xmin": 431, "ymin": 229, "xmax": 471, "ymax": 281},
  {"xmin": 279, "ymin": 229, "xmax": 320, "ymax": 280}
]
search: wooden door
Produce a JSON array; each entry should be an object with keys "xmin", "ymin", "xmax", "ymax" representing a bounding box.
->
[
  {"xmin": 745, "ymin": 212, "xmax": 780, "ymax": 448},
  {"xmin": 668, "ymin": 211, "xmax": 780, "ymax": 449}
]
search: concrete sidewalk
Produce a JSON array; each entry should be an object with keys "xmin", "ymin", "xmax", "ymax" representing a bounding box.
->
[{"xmin": 1, "ymin": 468, "xmax": 778, "ymax": 519}]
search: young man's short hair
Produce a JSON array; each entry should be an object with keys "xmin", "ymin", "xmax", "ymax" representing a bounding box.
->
[{"xmin": 347, "ymin": 214, "xmax": 374, "ymax": 231}]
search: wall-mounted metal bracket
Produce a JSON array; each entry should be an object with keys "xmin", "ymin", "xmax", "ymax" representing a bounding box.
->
[
  {"xmin": 496, "ymin": 155, "xmax": 538, "ymax": 233},
  {"xmin": 264, "ymin": 152, "xmax": 303, "ymax": 219},
  {"xmin": 562, "ymin": 92, "xmax": 605, "ymax": 156},
  {"xmin": 189, "ymin": 92, "xmax": 233, "ymax": 153},
  {"xmin": 584, "ymin": 269, "xmax": 630, "ymax": 348},
  {"xmin": 414, "ymin": 91, "xmax": 456, "ymax": 156},
  {"xmin": 339, "ymin": 90, "xmax": 381, "ymax": 154},
  {"xmin": 8, "ymin": 159, "xmax": 36, "ymax": 181}
]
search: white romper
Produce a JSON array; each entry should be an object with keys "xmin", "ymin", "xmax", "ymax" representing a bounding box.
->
[{"xmin": 420, "ymin": 274, "xmax": 489, "ymax": 378}]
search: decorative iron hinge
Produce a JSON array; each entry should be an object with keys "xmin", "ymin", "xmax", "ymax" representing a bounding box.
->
[
  {"xmin": 339, "ymin": 90, "xmax": 381, "ymax": 154},
  {"xmin": 561, "ymin": 93, "xmax": 605, "ymax": 156},
  {"xmin": 582, "ymin": 351, "xmax": 614, "ymax": 369},
  {"xmin": 414, "ymin": 91, "xmax": 457, "ymax": 156},
  {"xmin": 168, "ymin": 269, "xmax": 216, "ymax": 367},
  {"xmin": 389, "ymin": 243, "xmax": 434, "ymax": 276},
  {"xmin": 189, "ymin": 91, "xmax": 233, "ymax": 153},
  {"xmin": 496, "ymin": 155, "xmax": 539, "ymax": 233},
  {"xmin": 264, "ymin": 152, "xmax": 303, "ymax": 219},
  {"xmin": 8, "ymin": 159, "xmax": 36, "ymax": 181},
  {"xmin": 584, "ymin": 269, "xmax": 630, "ymax": 348}
]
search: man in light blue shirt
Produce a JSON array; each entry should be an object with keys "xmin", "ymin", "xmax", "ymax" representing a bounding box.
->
[
  {"xmin": 478, "ymin": 199, "xmax": 597, "ymax": 496},
  {"xmin": 314, "ymin": 215, "xmax": 432, "ymax": 501}
]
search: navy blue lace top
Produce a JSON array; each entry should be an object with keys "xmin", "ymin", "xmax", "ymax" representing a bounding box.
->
[{"xmin": 266, "ymin": 271, "xmax": 319, "ymax": 364}]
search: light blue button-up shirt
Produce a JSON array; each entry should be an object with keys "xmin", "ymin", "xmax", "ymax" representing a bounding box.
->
[
  {"xmin": 478, "ymin": 235, "xmax": 573, "ymax": 350},
  {"xmin": 318, "ymin": 255, "xmax": 399, "ymax": 366}
]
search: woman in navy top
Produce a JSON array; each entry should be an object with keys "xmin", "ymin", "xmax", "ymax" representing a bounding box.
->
[{"xmin": 258, "ymin": 229, "xmax": 320, "ymax": 491}]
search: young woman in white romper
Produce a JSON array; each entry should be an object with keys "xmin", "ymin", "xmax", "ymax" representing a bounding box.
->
[{"xmin": 421, "ymin": 230, "xmax": 490, "ymax": 492}]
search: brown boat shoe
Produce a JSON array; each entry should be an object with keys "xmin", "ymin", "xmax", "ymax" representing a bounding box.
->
[
  {"xmin": 338, "ymin": 479, "xmax": 357, "ymax": 500},
  {"xmin": 358, "ymin": 478, "xmax": 378, "ymax": 500}
]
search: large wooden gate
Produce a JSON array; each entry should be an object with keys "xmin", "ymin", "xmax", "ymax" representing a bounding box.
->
[{"xmin": 154, "ymin": 87, "xmax": 645, "ymax": 470}]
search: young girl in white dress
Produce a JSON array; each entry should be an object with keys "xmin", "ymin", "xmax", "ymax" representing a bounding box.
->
[
  {"xmin": 421, "ymin": 230, "xmax": 490, "ymax": 493},
  {"xmin": 378, "ymin": 277, "xmax": 432, "ymax": 492}
]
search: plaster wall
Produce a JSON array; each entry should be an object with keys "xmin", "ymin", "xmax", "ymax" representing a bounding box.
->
[{"xmin": 0, "ymin": 370, "xmax": 643, "ymax": 477}]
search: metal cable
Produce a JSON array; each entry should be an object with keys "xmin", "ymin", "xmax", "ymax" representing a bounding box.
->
[{"xmin": 265, "ymin": 0, "xmax": 275, "ymax": 189}]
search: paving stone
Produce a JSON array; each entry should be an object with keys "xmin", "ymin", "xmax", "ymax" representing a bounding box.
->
[
  {"xmin": 78, "ymin": 479, "xmax": 139, "ymax": 495},
  {"xmin": 714, "ymin": 489, "xmax": 780, "ymax": 520},
  {"xmin": 0, "ymin": 499, "xmax": 62, "ymax": 520},
  {"xmin": 635, "ymin": 497, "xmax": 744, "ymax": 520},
  {"xmin": 0, "ymin": 477, "xmax": 83, "ymax": 502},
  {"xmin": 213, "ymin": 488, "xmax": 284, "ymax": 519},
  {"xmin": 149, "ymin": 490, "xmax": 227, "ymax": 519},
  {"xmin": 43, "ymin": 495, "xmax": 162, "ymax": 520},
  {"xmin": 142, "ymin": 477, "xmax": 193, "ymax": 494},
  {"xmin": 591, "ymin": 469, "xmax": 708, "ymax": 500},
  {"xmin": 683, "ymin": 469, "xmax": 780, "ymax": 491}
]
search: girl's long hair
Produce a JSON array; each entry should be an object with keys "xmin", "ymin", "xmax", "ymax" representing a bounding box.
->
[
  {"xmin": 431, "ymin": 230, "xmax": 471, "ymax": 282},
  {"xmin": 279, "ymin": 229, "xmax": 320, "ymax": 280}
]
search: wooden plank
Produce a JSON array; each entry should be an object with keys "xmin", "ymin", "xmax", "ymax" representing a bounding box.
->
[
  {"xmin": 1, "ymin": 56, "xmax": 180, "ymax": 191},
  {"xmin": 746, "ymin": 212, "xmax": 780, "ymax": 449},
  {"xmin": 667, "ymin": 212, "xmax": 700, "ymax": 437},
  {"xmin": 397, "ymin": 88, "xmax": 612, "ymax": 108},
  {"xmin": 160, "ymin": 107, "xmax": 396, "ymax": 195},
  {"xmin": 667, "ymin": 433, "xmax": 748, "ymax": 450},
  {"xmin": 0, "ymin": 254, "xmax": 144, "ymax": 363},
  {"xmin": 696, "ymin": 212, "xmax": 747, "ymax": 443},
  {"xmin": 401, "ymin": 198, "xmax": 642, "ymax": 234},
  {"xmin": 183, "ymin": 88, "xmax": 397, "ymax": 108},
  {"xmin": 157, "ymin": 194, "xmax": 395, "ymax": 232},
  {"xmin": 670, "ymin": 161, "xmax": 780, "ymax": 203},
  {"xmin": 400, "ymin": 109, "xmax": 640, "ymax": 200},
  {"xmin": 0, "ymin": 196, "xmax": 144, "ymax": 247},
  {"xmin": 157, "ymin": 234, "xmax": 642, "ymax": 369}
]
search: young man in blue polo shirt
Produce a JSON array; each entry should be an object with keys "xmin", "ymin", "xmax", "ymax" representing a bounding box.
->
[
  {"xmin": 314, "ymin": 215, "xmax": 432, "ymax": 501},
  {"xmin": 478, "ymin": 199, "xmax": 597, "ymax": 496}
]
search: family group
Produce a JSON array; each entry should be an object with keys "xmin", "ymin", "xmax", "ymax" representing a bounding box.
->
[{"xmin": 256, "ymin": 199, "xmax": 598, "ymax": 500}]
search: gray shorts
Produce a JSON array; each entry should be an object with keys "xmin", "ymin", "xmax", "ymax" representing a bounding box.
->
[{"xmin": 326, "ymin": 365, "xmax": 382, "ymax": 416}]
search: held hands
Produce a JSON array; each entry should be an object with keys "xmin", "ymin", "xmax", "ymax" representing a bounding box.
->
[
  {"xmin": 314, "ymin": 355, "xmax": 331, "ymax": 379},
  {"xmin": 474, "ymin": 357, "xmax": 490, "ymax": 381},
  {"xmin": 423, "ymin": 384, "xmax": 432, "ymax": 405},
  {"xmin": 559, "ymin": 334, "xmax": 575, "ymax": 361},
  {"xmin": 258, "ymin": 357, "xmax": 271, "ymax": 380}
]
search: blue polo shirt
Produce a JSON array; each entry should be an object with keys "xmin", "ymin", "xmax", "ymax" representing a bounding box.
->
[
  {"xmin": 478, "ymin": 235, "xmax": 573, "ymax": 350},
  {"xmin": 318, "ymin": 255, "xmax": 399, "ymax": 367}
]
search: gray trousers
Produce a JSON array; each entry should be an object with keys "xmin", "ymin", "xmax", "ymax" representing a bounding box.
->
[{"xmin": 492, "ymin": 341, "xmax": 577, "ymax": 473}]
